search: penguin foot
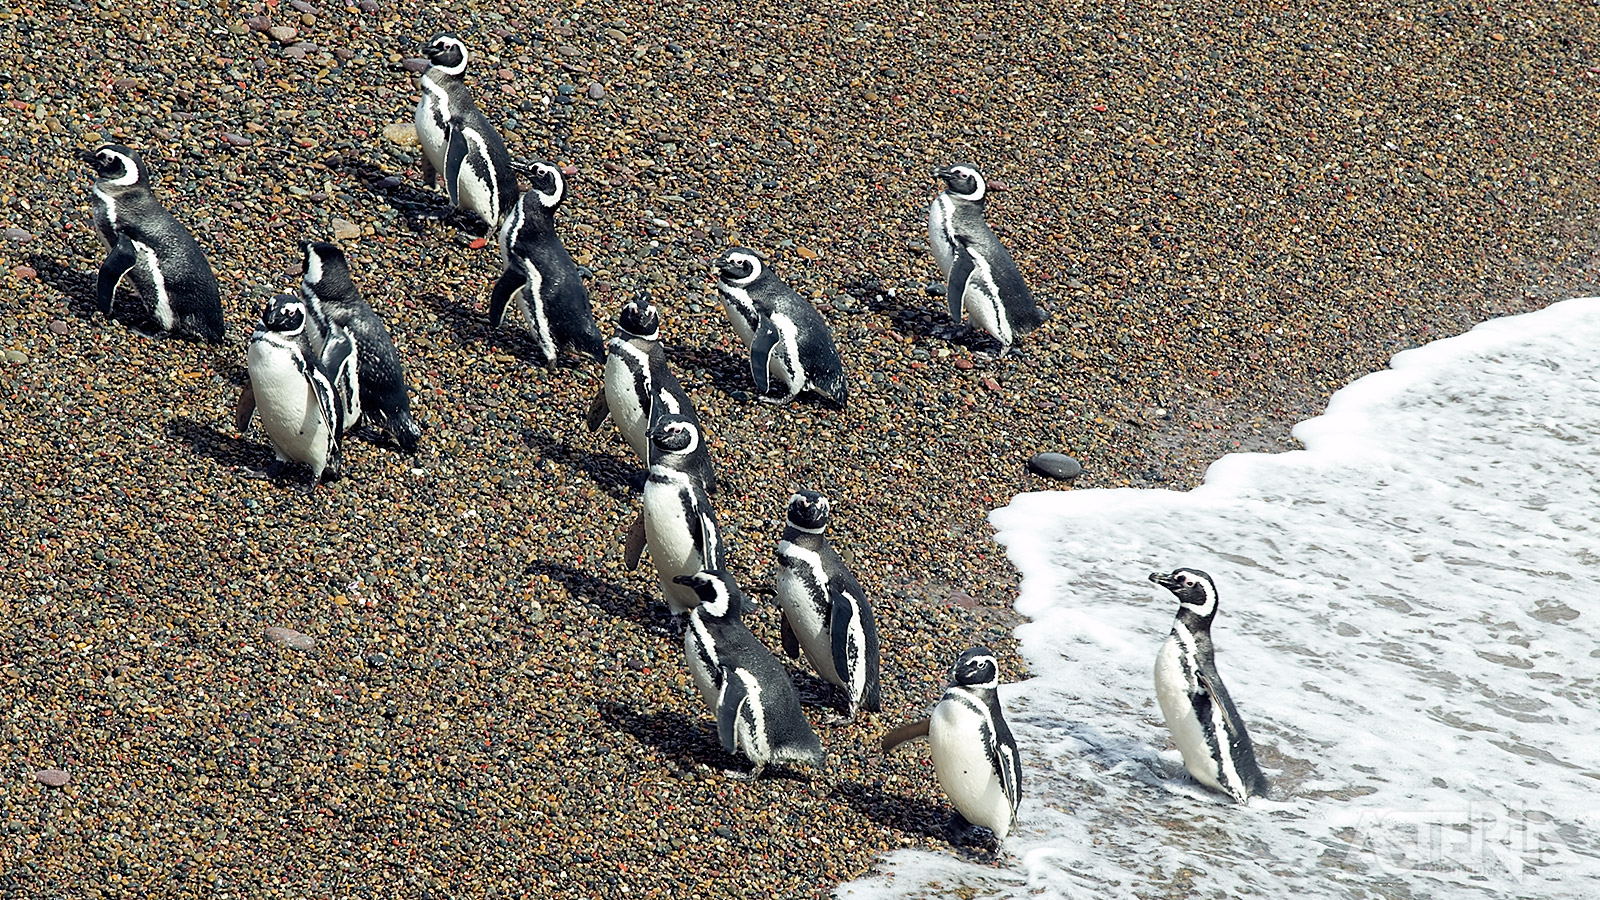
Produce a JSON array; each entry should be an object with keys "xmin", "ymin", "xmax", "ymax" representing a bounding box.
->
[{"xmin": 722, "ymin": 764, "xmax": 764, "ymax": 782}]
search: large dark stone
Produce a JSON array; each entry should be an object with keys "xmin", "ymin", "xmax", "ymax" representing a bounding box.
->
[{"xmin": 1028, "ymin": 452, "xmax": 1083, "ymax": 481}]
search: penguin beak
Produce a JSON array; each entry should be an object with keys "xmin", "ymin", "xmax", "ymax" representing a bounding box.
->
[
  {"xmin": 1150, "ymin": 571, "xmax": 1180, "ymax": 591},
  {"xmin": 671, "ymin": 574, "xmax": 698, "ymax": 587},
  {"xmin": 931, "ymin": 167, "xmax": 949, "ymax": 182}
]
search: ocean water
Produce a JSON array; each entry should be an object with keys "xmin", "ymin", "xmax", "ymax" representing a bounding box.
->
[{"xmin": 838, "ymin": 297, "xmax": 1600, "ymax": 899}]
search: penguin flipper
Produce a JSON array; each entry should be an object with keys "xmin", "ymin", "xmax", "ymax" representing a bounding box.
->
[
  {"xmin": 488, "ymin": 267, "xmax": 526, "ymax": 328},
  {"xmin": 234, "ymin": 382, "xmax": 257, "ymax": 433},
  {"xmin": 583, "ymin": 385, "xmax": 610, "ymax": 431},
  {"xmin": 779, "ymin": 607, "xmax": 801, "ymax": 660},
  {"xmin": 947, "ymin": 243, "xmax": 975, "ymax": 322},
  {"xmin": 96, "ymin": 236, "xmax": 139, "ymax": 314},
  {"xmin": 749, "ymin": 320, "xmax": 781, "ymax": 396},
  {"xmin": 829, "ymin": 587, "xmax": 876, "ymax": 708},
  {"xmin": 623, "ymin": 512, "xmax": 647, "ymax": 571},
  {"xmin": 881, "ymin": 718, "xmax": 931, "ymax": 754},
  {"xmin": 443, "ymin": 123, "xmax": 467, "ymax": 207},
  {"xmin": 715, "ymin": 668, "xmax": 751, "ymax": 756}
]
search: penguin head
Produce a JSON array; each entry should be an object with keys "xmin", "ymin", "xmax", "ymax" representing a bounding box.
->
[
  {"xmin": 784, "ymin": 490, "xmax": 831, "ymax": 533},
  {"xmin": 934, "ymin": 164, "xmax": 987, "ymax": 203},
  {"xmin": 523, "ymin": 161, "xmax": 568, "ymax": 211},
  {"xmin": 617, "ymin": 291, "xmax": 661, "ymax": 340},
  {"xmin": 1150, "ymin": 568, "xmax": 1219, "ymax": 620},
  {"xmin": 714, "ymin": 248, "xmax": 764, "ymax": 288},
  {"xmin": 257, "ymin": 294, "xmax": 310, "ymax": 336},
  {"xmin": 86, "ymin": 144, "xmax": 146, "ymax": 188},
  {"xmin": 672, "ymin": 570, "xmax": 744, "ymax": 618},
  {"xmin": 647, "ymin": 414, "xmax": 700, "ymax": 456},
  {"xmin": 423, "ymin": 33, "xmax": 468, "ymax": 75},
  {"xmin": 950, "ymin": 646, "xmax": 1000, "ymax": 689},
  {"xmin": 300, "ymin": 241, "xmax": 351, "ymax": 291}
]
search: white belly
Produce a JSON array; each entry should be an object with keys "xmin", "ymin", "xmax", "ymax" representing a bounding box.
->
[
  {"xmin": 1154, "ymin": 635, "xmax": 1224, "ymax": 793},
  {"xmin": 927, "ymin": 196, "xmax": 956, "ymax": 277},
  {"xmin": 961, "ymin": 254, "xmax": 1013, "ymax": 347},
  {"xmin": 719, "ymin": 287, "xmax": 757, "ymax": 348},
  {"xmin": 683, "ymin": 617, "xmax": 720, "ymax": 712},
  {"xmin": 132, "ymin": 240, "xmax": 174, "ymax": 330},
  {"xmin": 929, "ymin": 699, "xmax": 1013, "ymax": 838},
  {"xmin": 247, "ymin": 342, "xmax": 331, "ymax": 476},
  {"xmin": 774, "ymin": 549, "xmax": 842, "ymax": 687},
  {"xmin": 603, "ymin": 350, "xmax": 650, "ymax": 463},
  {"xmin": 414, "ymin": 88, "xmax": 449, "ymax": 174},
  {"xmin": 643, "ymin": 478, "xmax": 706, "ymax": 613}
]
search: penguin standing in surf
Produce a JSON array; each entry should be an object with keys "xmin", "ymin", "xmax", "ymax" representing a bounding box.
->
[
  {"xmin": 927, "ymin": 164, "xmax": 1045, "ymax": 355},
  {"xmin": 1149, "ymin": 568, "xmax": 1271, "ymax": 804},
  {"xmin": 884, "ymin": 646, "xmax": 1022, "ymax": 844},
  {"xmin": 86, "ymin": 144, "xmax": 224, "ymax": 342},
  {"xmin": 413, "ymin": 33, "xmax": 518, "ymax": 230}
]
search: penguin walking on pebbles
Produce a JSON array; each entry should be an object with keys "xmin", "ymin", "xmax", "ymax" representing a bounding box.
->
[
  {"xmin": 1150, "ymin": 568, "xmax": 1271, "ymax": 804},
  {"xmin": 237, "ymin": 294, "xmax": 361, "ymax": 484},
  {"xmin": 85, "ymin": 144, "xmax": 224, "ymax": 343},
  {"xmin": 625, "ymin": 415, "xmax": 724, "ymax": 614},
  {"xmin": 675, "ymin": 569, "xmax": 826, "ymax": 780},
  {"xmin": 585, "ymin": 291, "xmax": 717, "ymax": 492},
  {"xmin": 927, "ymin": 164, "xmax": 1045, "ymax": 355},
  {"xmin": 490, "ymin": 162, "xmax": 605, "ymax": 364},
  {"xmin": 713, "ymin": 248, "xmax": 847, "ymax": 408},
  {"xmin": 413, "ymin": 33, "xmax": 518, "ymax": 230},
  {"xmin": 884, "ymin": 646, "xmax": 1022, "ymax": 843},
  {"xmin": 299, "ymin": 242, "xmax": 422, "ymax": 454},
  {"xmin": 774, "ymin": 490, "xmax": 880, "ymax": 722}
]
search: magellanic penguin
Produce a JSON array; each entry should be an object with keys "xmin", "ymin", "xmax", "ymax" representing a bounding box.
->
[
  {"xmin": 237, "ymin": 294, "xmax": 361, "ymax": 484},
  {"xmin": 774, "ymin": 490, "xmax": 880, "ymax": 722},
  {"xmin": 884, "ymin": 646, "xmax": 1022, "ymax": 843},
  {"xmin": 490, "ymin": 161, "xmax": 606, "ymax": 365},
  {"xmin": 713, "ymin": 248, "xmax": 847, "ymax": 408},
  {"xmin": 299, "ymin": 242, "xmax": 423, "ymax": 454},
  {"xmin": 675, "ymin": 569, "xmax": 826, "ymax": 780},
  {"xmin": 584, "ymin": 291, "xmax": 717, "ymax": 493},
  {"xmin": 927, "ymin": 164, "xmax": 1045, "ymax": 355},
  {"xmin": 1150, "ymin": 568, "xmax": 1271, "ymax": 805},
  {"xmin": 413, "ymin": 33, "xmax": 518, "ymax": 230},
  {"xmin": 625, "ymin": 415, "xmax": 726, "ymax": 615},
  {"xmin": 85, "ymin": 145, "xmax": 224, "ymax": 342}
]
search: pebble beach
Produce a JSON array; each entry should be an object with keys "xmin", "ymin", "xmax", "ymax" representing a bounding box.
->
[{"xmin": 3, "ymin": 1, "xmax": 1597, "ymax": 897}]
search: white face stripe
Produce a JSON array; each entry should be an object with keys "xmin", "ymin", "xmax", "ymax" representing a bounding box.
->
[
  {"xmin": 430, "ymin": 37, "xmax": 468, "ymax": 76},
  {"xmin": 721, "ymin": 252, "xmax": 763, "ymax": 286},
  {"xmin": 534, "ymin": 163, "xmax": 565, "ymax": 209},
  {"xmin": 99, "ymin": 149, "xmax": 140, "ymax": 187},
  {"xmin": 944, "ymin": 165, "xmax": 986, "ymax": 202}
]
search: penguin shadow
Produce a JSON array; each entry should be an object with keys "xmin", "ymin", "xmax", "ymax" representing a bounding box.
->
[
  {"xmin": 519, "ymin": 430, "xmax": 640, "ymax": 499},
  {"xmin": 666, "ymin": 342, "xmax": 757, "ymax": 400},
  {"xmin": 25, "ymin": 253, "xmax": 103, "ymax": 323},
  {"xmin": 830, "ymin": 779, "xmax": 949, "ymax": 841},
  {"xmin": 598, "ymin": 701, "xmax": 733, "ymax": 773},
  {"xmin": 421, "ymin": 292, "xmax": 590, "ymax": 369},
  {"xmin": 167, "ymin": 415, "xmax": 269, "ymax": 472},
  {"xmin": 599, "ymin": 701, "xmax": 820, "ymax": 784},
  {"xmin": 522, "ymin": 559, "xmax": 662, "ymax": 633},
  {"xmin": 337, "ymin": 155, "xmax": 491, "ymax": 237}
]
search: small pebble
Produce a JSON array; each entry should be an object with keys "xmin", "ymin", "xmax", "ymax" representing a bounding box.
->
[
  {"xmin": 13, "ymin": 265, "xmax": 37, "ymax": 280},
  {"xmin": 49, "ymin": 320, "xmax": 68, "ymax": 335},
  {"xmin": 1028, "ymin": 452, "xmax": 1084, "ymax": 481},
  {"xmin": 381, "ymin": 122, "xmax": 419, "ymax": 146},
  {"xmin": 35, "ymin": 769, "xmax": 70, "ymax": 788},
  {"xmin": 268, "ymin": 25, "xmax": 298, "ymax": 42},
  {"xmin": 331, "ymin": 218, "xmax": 361, "ymax": 240},
  {"xmin": 265, "ymin": 627, "xmax": 315, "ymax": 650},
  {"xmin": 586, "ymin": 82, "xmax": 605, "ymax": 100},
  {"xmin": 4, "ymin": 350, "xmax": 28, "ymax": 364},
  {"xmin": 4, "ymin": 228, "xmax": 32, "ymax": 243}
]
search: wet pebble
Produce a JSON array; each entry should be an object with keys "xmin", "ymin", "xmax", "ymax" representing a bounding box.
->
[{"xmin": 1028, "ymin": 452, "xmax": 1084, "ymax": 481}]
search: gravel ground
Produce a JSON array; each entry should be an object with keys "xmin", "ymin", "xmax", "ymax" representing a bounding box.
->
[{"xmin": 2, "ymin": 1, "xmax": 1598, "ymax": 898}]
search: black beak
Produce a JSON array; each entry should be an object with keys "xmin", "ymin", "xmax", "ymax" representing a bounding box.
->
[
  {"xmin": 672, "ymin": 574, "xmax": 697, "ymax": 587},
  {"xmin": 1149, "ymin": 571, "xmax": 1179, "ymax": 591}
]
